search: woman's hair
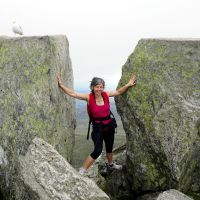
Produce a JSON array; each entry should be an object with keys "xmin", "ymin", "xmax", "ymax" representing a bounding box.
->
[{"xmin": 90, "ymin": 77, "xmax": 105, "ymax": 91}]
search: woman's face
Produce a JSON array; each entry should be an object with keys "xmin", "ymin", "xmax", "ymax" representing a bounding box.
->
[{"xmin": 93, "ymin": 83, "xmax": 104, "ymax": 96}]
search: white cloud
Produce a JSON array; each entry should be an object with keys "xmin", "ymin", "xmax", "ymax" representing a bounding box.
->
[{"xmin": 1, "ymin": 0, "xmax": 200, "ymax": 90}]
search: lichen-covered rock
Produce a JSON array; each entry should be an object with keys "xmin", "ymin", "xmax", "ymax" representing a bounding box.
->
[
  {"xmin": 0, "ymin": 35, "xmax": 75, "ymax": 199},
  {"xmin": 115, "ymin": 39, "xmax": 200, "ymax": 193},
  {"xmin": 19, "ymin": 137, "xmax": 109, "ymax": 200},
  {"xmin": 137, "ymin": 189, "xmax": 193, "ymax": 200},
  {"xmin": 157, "ymin": 189, "xmax": 193, "ymax": 200}
]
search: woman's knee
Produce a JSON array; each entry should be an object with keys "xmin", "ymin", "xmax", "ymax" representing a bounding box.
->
[{"xmin": 90, "ymin": 149, "xmax": 102, "ymax": 159}]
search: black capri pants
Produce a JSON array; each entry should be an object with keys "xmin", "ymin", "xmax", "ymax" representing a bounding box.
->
[{"xmin": 90, "ymin": 122, "xmax": 115, "ymax": 159}]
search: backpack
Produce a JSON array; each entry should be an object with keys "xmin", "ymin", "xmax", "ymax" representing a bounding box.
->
[{"xmin": 86, "ymin": 92, "xmax": 117, "ymax": 140}]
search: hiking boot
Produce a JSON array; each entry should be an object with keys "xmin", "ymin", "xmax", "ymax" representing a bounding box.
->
[
  {"xmin": 79, "ymin": 167, "xmax": 87, "ymax": 175},
  {"xmin": 107, "ymin": 162, "xmax": 123, "ymax": 171}
]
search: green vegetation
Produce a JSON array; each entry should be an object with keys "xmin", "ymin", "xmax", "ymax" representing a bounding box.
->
[{"xmin": 187, "ymin": 192, "xmax": 200, "ymax": 200}]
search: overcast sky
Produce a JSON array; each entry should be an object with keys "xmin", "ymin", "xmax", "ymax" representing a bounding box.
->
[{"xmin": 1, "ymin": 0, "xmax": 200, "ymax": 90}]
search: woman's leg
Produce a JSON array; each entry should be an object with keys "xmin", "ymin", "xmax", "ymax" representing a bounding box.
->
[
  {"xmin": 81, "ymin": 155, "xmax": 95, "ymax": 170},
  {"xmin": 106, "ymin": 152, "xmax": 113, "ymax": 165},
  {"xmin": 104, "ymin": 126, "xmax": 122, "ymax": 170},
  {"xmin": 104, "ymin": 126, "xmax": 115, "ymax": 165},
  {"xmin": 80, "ymin": 125, "xmax": 103, "ymax": 172}
]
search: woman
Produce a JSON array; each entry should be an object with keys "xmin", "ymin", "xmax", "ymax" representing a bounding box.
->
[{"xmin": 57, "ymin": 74, "xmax": 136, "ymax": 174}]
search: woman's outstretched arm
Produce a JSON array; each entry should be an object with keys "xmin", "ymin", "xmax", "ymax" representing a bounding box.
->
[
  {"xmin": 56, "ymin": 74, "xmax": 89, "ymax": 101},
  {"xmin": 107, "ymin": 74, "xmax": 137, "ymax": 97}
]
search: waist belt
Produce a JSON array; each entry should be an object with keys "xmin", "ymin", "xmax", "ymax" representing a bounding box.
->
[
  {"xmin": 91, "ymin": 114, "xmax": 111, "ymax": 122},
  {"xmin": 87, "ymin": 114, "xmax": 111, "ymax": 140}
]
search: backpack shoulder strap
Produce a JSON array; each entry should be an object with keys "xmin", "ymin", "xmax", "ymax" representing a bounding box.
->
[
  {"xmin": 101, "ymin": 91, "xmax": 109, "ymax": 104},
  {"xmin": 87, "ymin": 93, "xmax": 94, "ymax": 140},
  {"xmin": 87, "ymin": 93, "xmax": 94, "ymax": 118}
]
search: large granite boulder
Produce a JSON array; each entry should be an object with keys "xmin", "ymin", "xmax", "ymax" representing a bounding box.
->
[
  {"xmin": 19, "ymin": 137, "xmax": 109, "ymax": 200},
  {"xmin": 115, "ymin": 39, "xmax": 200, "ymax": 193},
  {"xmin": 0, "ymin": 36, "xmax": 75, "ymax": 199},
  {"xmin": 137, "ymin": 189, "xmax": 193, "ymax": 200},
  {"xmin": 157, "ymin": 189, "xmax": 193, "ymax": 200}
]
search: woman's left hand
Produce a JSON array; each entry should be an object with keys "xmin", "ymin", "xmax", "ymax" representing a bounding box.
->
[
  {"xmin": 128, "ymin": 74, "xmax": 137, "ymax": 87},
  {"xmin": 56, "ymin": 74, "xmax": 62, "ymax": 87}
]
